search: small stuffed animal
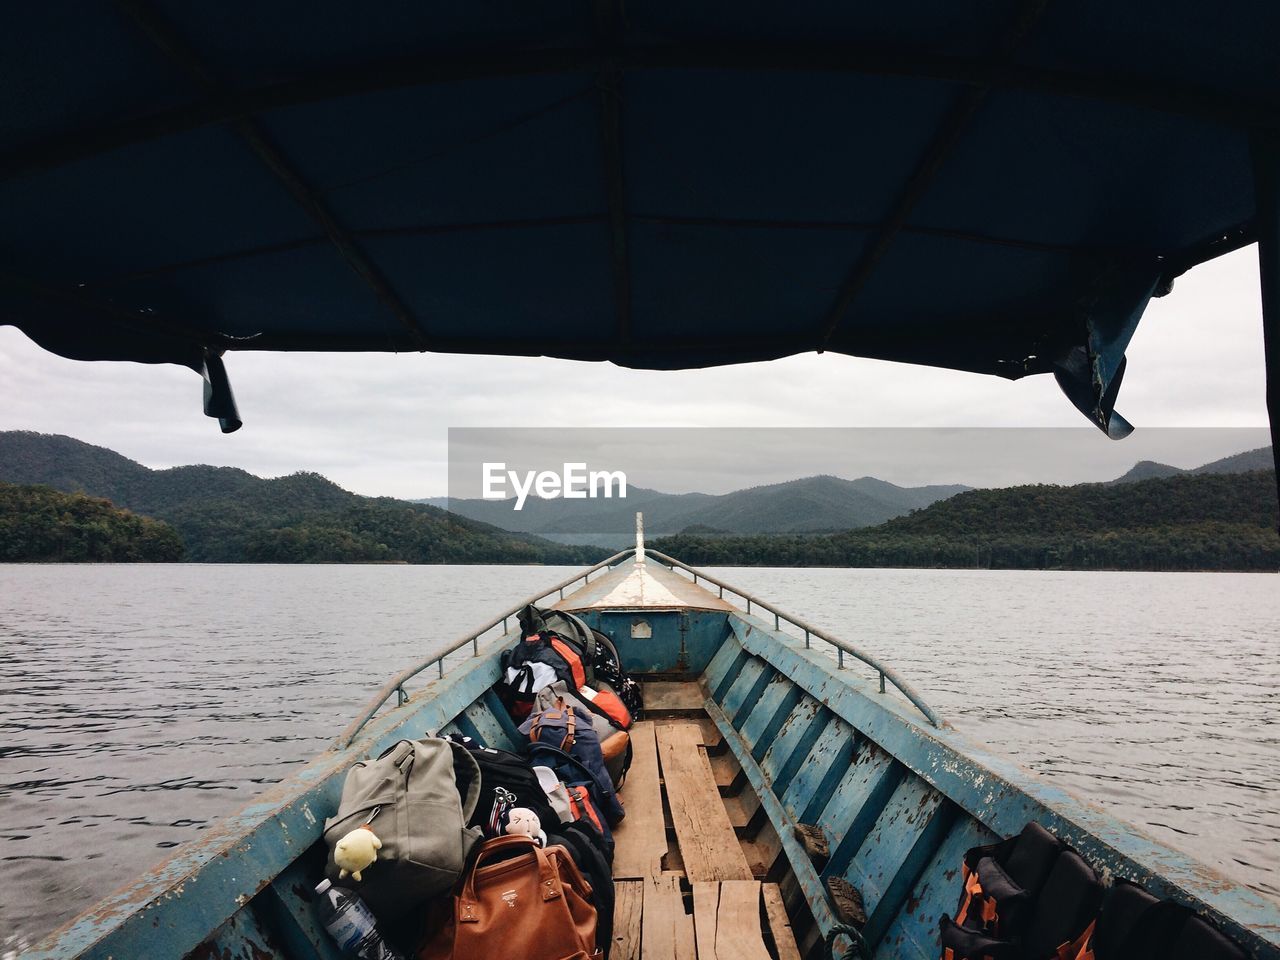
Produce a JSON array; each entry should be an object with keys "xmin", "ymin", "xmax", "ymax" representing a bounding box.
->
[
  {"xmin": 334, "ymin": 826, "xmax": 382, "ymax": 882},
  {"xmin": 504, "ymin": 807, "xmax": 546, "ymax": 847}
]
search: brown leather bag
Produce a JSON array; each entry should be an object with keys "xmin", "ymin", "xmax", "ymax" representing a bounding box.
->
[{"xmin": 418, "ymin": 835, "xmax": 600, "ymax": 960}]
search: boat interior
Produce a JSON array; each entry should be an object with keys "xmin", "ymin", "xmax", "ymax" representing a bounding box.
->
[
  {"xmin": 27, "ymin": 554, "xmax": 1280, "ymax": 960},
  {"xmin": 464, "ymin": 683, "xmax": 813, "ymax": 960}
]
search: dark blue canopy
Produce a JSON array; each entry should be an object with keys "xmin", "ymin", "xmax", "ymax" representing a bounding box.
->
[{"xmin": 2, "ymin": 1, "xmax": 1279, "ymax": 437}]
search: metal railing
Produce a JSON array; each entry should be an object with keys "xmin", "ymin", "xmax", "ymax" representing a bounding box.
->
[
  {"xmin": 332, "ymin": 550, "xmax": 632, "ymax": 749},
  {"xmin": 644, "ymin": 549, "xmax": 946, "ymax": 728}
]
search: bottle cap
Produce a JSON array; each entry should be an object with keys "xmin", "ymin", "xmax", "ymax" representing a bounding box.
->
[{"xmin": 315, "ymin": 878, "xmax": 332, "ymax": 895}]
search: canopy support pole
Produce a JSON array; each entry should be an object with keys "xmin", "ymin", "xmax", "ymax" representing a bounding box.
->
[
  {"xmin": 1251, "ymin": 134, "xmax": 1280, "ymax": 528},
  {"xmin": 594, "ymin": 1, "xmax": 632, "ymax": 349},
  {"xmin": 816, "ymin": 0, "xmax": 1049, "ymax": 348}
]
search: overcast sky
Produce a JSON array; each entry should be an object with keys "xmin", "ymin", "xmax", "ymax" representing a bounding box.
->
[{"xmin": 0, "ymin": 245, "xmax": 1271, "ymax": 499}]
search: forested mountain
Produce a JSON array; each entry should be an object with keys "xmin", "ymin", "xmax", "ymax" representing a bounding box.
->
[
  {"xmin": 435, "ymin": 474, "xmax": 971, "ymax": 544},
  {"xmin": 3, "ymin": 431, "xmax": 1275, "ymax": 569},
  {"xmin": 0, "ymin": 432, "xmax": 607, "ymax": 564},
  {"xmin": 0, "ymin": 483, "xmax": 184, "ymax": 562},
  {"xmin": 1109, "ymin": 445, "xmax": 1273, "ymax": 484},
  {"xmin": 439, "ymin": 449, "xmax": 1275, "ymax": 543},
  {"xmin": 652, "ymin": 470, "xmax": 1280, "ymax": 571}
]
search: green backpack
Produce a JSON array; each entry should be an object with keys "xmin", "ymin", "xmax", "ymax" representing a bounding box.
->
[{"xmin": 323, "ymin": 737, "xmax": 483, "ymax": 918}]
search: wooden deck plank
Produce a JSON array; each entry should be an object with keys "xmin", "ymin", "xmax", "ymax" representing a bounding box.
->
[
  {"xmin": 613, "ymin": 721, "xmax": 667, "ymax": 879},
  {"xmin": 656, "ymin": 723, "xmax": 753, "ymax": 883},
  {"xmin": 613, "ymin": 880, "xmax": 644, "ymax": 960},
  {"xmin": 692, "ymin": 883, "xmax": 720, "ymax": 960},
  {"xmin": 642, "ymin": 873, "xmax": 696, "ymax": 960},
  {"xmin": 710, "ymin": 750, "xmax": 743, "ymax": 792},
  {"xmin": 715, "ymin": 881, "xmax": 772, "ymax": 960},
  {"xmin": 762, "ymin": 883, "xmax": 803, "ymax": 960},
  {"xmin": 644, "ymin": 680, "xmax": 706, "ymax": 712}
]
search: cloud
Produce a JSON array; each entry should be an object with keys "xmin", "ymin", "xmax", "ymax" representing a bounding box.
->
[{"xmin": 0, "ymin": 247, "xmax": 1269, "ymax": 498}]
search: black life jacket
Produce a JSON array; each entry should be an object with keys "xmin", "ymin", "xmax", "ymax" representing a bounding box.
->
[
  {"xmin": 955, "ymin": 821, "xmax": 1063, "ymax": 941},
  {"xmin": 945, "ymin": 823, "xmax": 1101, "ymax": 960}
]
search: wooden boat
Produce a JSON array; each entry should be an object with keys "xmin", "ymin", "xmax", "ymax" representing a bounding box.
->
[
  {"xmin": 5, "ymin": 10, "xmax": 1279, "ymax": 954},
  {"xmin": 23, "ymin": 540, "xmax": 1280, "ymax": 960}
]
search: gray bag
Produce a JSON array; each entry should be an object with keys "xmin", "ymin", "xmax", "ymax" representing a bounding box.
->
[{"xmin": 323, "ymin": 737, "xmax": 483, "ymax": 918}]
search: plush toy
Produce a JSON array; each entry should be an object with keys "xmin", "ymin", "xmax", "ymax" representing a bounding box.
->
[
  {"xmin": 504, "ymin": 807, "xmax": 546, "ymax": 847},
  {"xmin": 334, "ymin": 826, "xmax": 382, "ymax": 882}
]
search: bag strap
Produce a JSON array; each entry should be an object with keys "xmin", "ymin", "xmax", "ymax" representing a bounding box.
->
[
  {"xmin": 531, "ymin": 701, "xmax": 577, "ymax": 750},
  {"xmin": 560, "ymin": 697, "xmax": 576, "ymax": 748},
  {"xmin": 458, "ymin": 836, "xmax": 562, "ymax": 921},
  {"xmin": 375, "ymin": 738, "xmax": 415, "ymax": 763},
  {"xmin": 561, "ymin": 612, "xmax": 597, "ymax": 684},
  {"xmin": 1055, "ymin": 918, "xmax": 1097, "ymax": 960},
  {"xmin": 515, "ymin": 663, "xmax": 536, "ymax": 694}
]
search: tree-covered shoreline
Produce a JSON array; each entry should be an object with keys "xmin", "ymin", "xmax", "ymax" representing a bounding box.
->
[
  {"xmin": 0, "ymin": 483, "xmax": 185, "ymax": 562},
  {"xmin": 652, "ymin": 471, "xmax": 1280, "ymax": 572},
  {"xmin": 1, "ymin": 431, "xmax": 1275, "ymax": 569},
  {"xmin": 0, "ymin": 432, "xmax": 608, "ymax": 565}
]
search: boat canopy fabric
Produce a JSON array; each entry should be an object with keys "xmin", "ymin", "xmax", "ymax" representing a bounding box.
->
[{"xmin": 3, "ymin": 2, "xmax": 1279, "ymax": 433}]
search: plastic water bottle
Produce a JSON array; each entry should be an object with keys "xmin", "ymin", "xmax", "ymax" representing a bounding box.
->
[{"xmin": 313, "ymin": 879, "xmax": 405, "ymax": 960}]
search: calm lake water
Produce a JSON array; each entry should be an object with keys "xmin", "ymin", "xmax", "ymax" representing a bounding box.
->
[{"xmin": 0, "ymin": 564, "xmax": 1276, "ymax": 953}]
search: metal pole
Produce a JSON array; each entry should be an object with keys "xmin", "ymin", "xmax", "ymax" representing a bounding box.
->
[{"xmin": 1251, "ymin": 133, "xmax": 1280, "ymax": 528}]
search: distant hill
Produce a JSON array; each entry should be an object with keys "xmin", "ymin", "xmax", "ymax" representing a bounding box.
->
[
  {"xmin": 1110, "ymin": 445, "xmax": 1273, "ymax": 484},
  {"xmin": 1109, "ymin": 460, "xmax": 1184, "ymax": 484},
  {"xmin": 0, "ymin": 482, "xmax": 184, "ymax": 562},
  {"xmin": 1191, "ymin": 446, "xmax": 1275, "ymax": 474},
  {"xmin": 652, "ymin": 470, "xmax": 1279, "ymax": 571},
  {"xmin": 0, "ymin": 432, "xmax": 608, "ymax": 564},
  {"xmin": 436, "ymin": 474, "xmax": 971, "ymax": 545}
]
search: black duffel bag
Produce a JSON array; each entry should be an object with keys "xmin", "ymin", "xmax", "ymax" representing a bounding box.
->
[
  {"xmin": 445, "ymin": 735, "xmax": 559, "ymax": 838},
  {"xmin": 548, "ymin": 821, "xmax": 615, "ymax": 957}
]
